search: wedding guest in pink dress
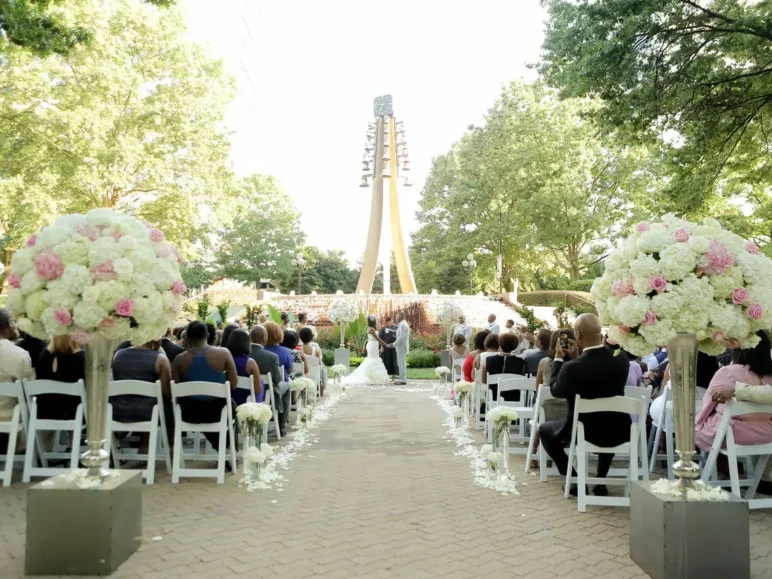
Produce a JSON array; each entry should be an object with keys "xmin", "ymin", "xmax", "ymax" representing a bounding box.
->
[{"xmin": 695, "ymin": 330, "xmax": 772, "ymax": 450}]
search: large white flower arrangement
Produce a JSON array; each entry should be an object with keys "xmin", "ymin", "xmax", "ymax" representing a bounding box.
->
[
  {"xmin": 328, "ymin": 298, "xmax": 359, "ymax": 324},
  {"xmin": 432, "ymin": 300, "xmax": 464, "ymax": 326},
  {"xmin": 592, "ymin": 215, "xmax": 772, "ymax": 356},
  {"xmin": 236, "ymin": 402, "xmax": 273, "ymax": 425},
  {"xmin": 6, "ymin": 209, "xmax": 185, "ymax": 344}
]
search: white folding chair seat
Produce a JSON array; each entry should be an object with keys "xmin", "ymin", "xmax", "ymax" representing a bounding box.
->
[
  {"xmin": 484, "ymin": 373, "xmax": 519, "ymax": 440},
  {"xmin": 702, "ymin": 399, "xmax": 772, "ymax": 509},
  {"xmin": 565, "ymin": 394, "xmax": 648, "ymax": 512},
  {"xmin": 105, "ymin": 380, "xmax": 171, "ymax": 484},
  {"xmin": 261, "ymin": 374, "xmax": 282, "ymax": 441},
  {"xmin": 171, "ymin": 381, "xmax": 237, "ymax": 484},
  {"xmin": 0, "ymin": 382, "xmax": 28, "ymax": 486},
  {"xmin": 23, "ymin": 379, "xmax": 86, "ymax": 482}
]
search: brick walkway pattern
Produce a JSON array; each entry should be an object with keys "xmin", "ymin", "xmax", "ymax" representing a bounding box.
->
[{"xmin": 2, "ymin": 384, "xmax": 772, "ymax": 578}]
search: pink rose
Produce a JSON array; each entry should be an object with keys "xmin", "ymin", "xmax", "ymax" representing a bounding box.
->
[
  {"xmin": 636, "ymin": 222, "xmax": 650, "ymax": 233},
  {"xmin": 115, "ymin": 299, "xmax": 134, "ymax": 317},
  {"xmin": 25, "ymin": 235, "xmax": 37, "ymax": 247},
  {"xmin": 34, "ymin": 249, "xmax": 64, "ymax": 280},
  {"xmin": 172, "ymin": 280, "xmax": 187, "ymax": 294},
  {"xmin": 150, "ymin": 229, "xmax": 165, "ymax": 242},
  {"xmin": 90, "ymin": 260, "xmax": 116, "ymax": 282},
  {"xmin": 702, "ymin": 241, "xmax": 735, "ymax": 275},
  {"xmin": 54, "ymin": 308, "xmax": 72, "ymax": 326},
  {"xmin": 611, "ymin": 278, "xmax": 635, "ymax": 298},
  {"xmin": 110, "ymin": 231, "xmax": 123, "ymax": 241},
  {"xmin": 649, "ymin": 276, "xmax": 667, "ymax": 292},
  {"xmin": 101, "ymin": 317, "xmax": 115, "ymax": 328},
  {"xmin": 674, "ymin": 228, "xmax": 690, "ymax": 243},
  {"xmin": 746, "ymin": 241, "xmax": 760, "ymax": 255},
  {"xmin": 712, "ymin": 330, "xmax": 726, "ymax": 344},
  {"xmin": 732, "ymin": 288, "xmax": 750, "ymax": 305},
  {"xmin": 748, "ymin": 303, "xmax": 764, "ymax": 320},
  {"xmin": 75, "ymin": 224, "xmax": 101, "ymax": 241},
  {"xmin": 618, "ymin": 326, "xmax": 631, "ymax": 334},
  {"xmin": 7, "ymin": 274, "xmax": 20, "ymax": 289},
  {"xmin": 663, "ymin": 223, "xmax": 670, "ymax": 229},
  {"xmin": 642, "ymin": 311, "xmax": 657, "ymax": 326}
]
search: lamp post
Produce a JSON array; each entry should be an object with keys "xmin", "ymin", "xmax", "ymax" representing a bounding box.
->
[
  {"xmin": 461, "ymin": 253, "xmax": 477, "ymax": 295},
  {"xmin": 291, "ymin": 254, "xmax": 306, "ymax": 295}
]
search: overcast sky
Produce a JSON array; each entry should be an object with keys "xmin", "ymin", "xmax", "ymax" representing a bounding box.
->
[{"xmin": 181, "ymin": 0, "xmax": 546, "ymax": 263}]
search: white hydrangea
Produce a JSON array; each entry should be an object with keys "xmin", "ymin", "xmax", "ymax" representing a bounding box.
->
[
  {"xmin": 55, "ymin": 240, "xmax": 89, "ymax": 266},
  {"xmin": 688, "ymin": 235, "xmax": 711, "ymax": 253},
  {"xmin": 638, "ymin": 318, "xmax": 677, "ymax": 347},
  {"xmin": 658, "ymin": 242, "xmax": 697, "ymax": 281},
  {"xmin": 73, "ymin": 301, "xmax": 108, "ymax": 329},
  {"xmin": 6, "ymin": 289, "xmax": 24, "ymax": 314},
  {"xmin": 737, "ymin": 252, "xmax": 772, "ymax": 287},
  {"xmin": 629, "ymin": 253, "xmax": 660, "ymax": 280},
  {"xmin": 87, "ymin": 237, "xmax": 122, "ymax": 266},
  {"xmin": 132, "ymin": 294, "xmax": 163, "ymax": 326},
  {"xmin": 117, "ymin": 235, "xmax": 139, "ymax": 251},
  {"xmin": 432, "ymin": 300, "xmax": 464, "ymax": 326},
  {"xmin": 328, "ymin": 298, "xmax": 359, "ymax": 324},
  {"xmin": 113, "ymin": 258, "xmax": 134, "ymax": 281},
  {"xmin": 85, "ymin": 208, "xmax": 118, "ymax": 228},
  {"xmin": 25, "ymin": 291, "xmax": 47, "ymax": 321},
  {"xmin": 613, "ymin": 295, "xmax": 651, "ymax": 328},
  {"xmin": 636, "ymin": 225, "xmax": 673, "ymax": 253},
  {"xmin": 44, "ymin": 281, "xmax": 79, "ymax": 311},
  {"xmin": 36, "ymin": 225, "xmax": 70, "ymax": 249},
  {"xmin": 487, "ymin": 406, "xmax": 519, "ymax": 423},
  {"xmin": 60, "ymin": 265, "xmax": 92, "ymax": 295},
  {"xmin": 95, "ymin": 281, "xmax": 131, "ymax": 312},
  {"xmin": 10, "ymin": 247, "xmax": 35, "ymax": 275},
  {"xmin": 19, "ymin": 270, "xmax": 44, "ymax": 295}
]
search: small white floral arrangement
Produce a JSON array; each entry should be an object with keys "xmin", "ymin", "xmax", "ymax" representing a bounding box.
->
[
  {"xmin": 650, "ymin": 478, "xmax": 729, "ymax": 501},
  {"xmin": 6, "ymin": 208, "xmax": 185, "ymax": 344},
  {"xmin": 235, "ymin": 402, "xmax": 273, "ymax": 425},
  {"xmin": 435, "ymin": 366, "xmax": 451, "ymax": 378},
  {"xmin": 487, "ymin": 451, "xmax": 504, "ymax": 469},
  {"xmin": 331, "ymin": 364, "xmax": 347, "ymax": 376},
  {"xmin": 259, "ymin": 443, "xmax": 274, "ymax": 459},
  {"xmin": 487, "ymin": 406, "xmax": 519, "ymax": 424},
  {"xmin": 592, "ymin": 215, "xmax": 772, "ymax": 356},
  {"xmin": 480, "ymin": 443, "xmax": 492, "ymax": 457},
  {"xmin": 298, "ymin": 407, "xmax": 313, "ymax": 424},
  {"xmin": 243, "ymin": 446, "xmax": 266, "ymax": 465},
  {"xmin": 432, "ymin": 300, "xmax": 464, "ymax": 326},
  {"xmin": 328, "ymin": 298, "xmax": 360, "ymax": 324},
  {"xmin": 451, "ymin": 406, "xmax": 464, "ymax": 425},
  {"xmin": 290, "ymin": 377, "xmax": 314, "ymax": 392},
  {"xmin": 455, "ymin": 380, "xmax": 474, "ymax": 396}
]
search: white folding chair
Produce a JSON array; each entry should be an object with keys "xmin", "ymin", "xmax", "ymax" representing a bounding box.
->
[
  {"xmin": 262, "ymin": 373, "xmax": 282, "ymax": 441},
  {"xmin": 564, "ymin": 395, "xmax": 647, "ymax": 512},
  {"xmin": 236, "ymin": 376, "xmax": 257, "ymax": 403},
  {"xmin": 306, "ymin": 356, "xmax": 321, "ymax": 403},
  {"xmin": 525, "ymin": 384, "xmax": 564, "ymax": 481},
  {"xmin": 648, "ymin": 388, "xmax": 675, "ymax": 479},
  {"xmin": 171, "ymin": 381, "xmax": 237, "ymax": 484},
  {"xmin": 22, "ymin": 379, "xmax": 86, "ymax": 482},
  {"xmin": 0, "ymin": 382, "xmax": 28, "ymax": 486},
  {"xmin": 494, "ymin": 377, "xmax": 538, "ymax": 453},
  {"xmin": 473, "ymin": 366, "xmax": 484, "ymax": 428},
  {"xmin": 618, "ymin": 385, "xmax": 652, "ymax": 477},
  {"xmin": 484, "ymin": 373, "xmax": 519, "ymax": 440},
  {"xmin": 105, "ymin": 380, "xmax": 171, "ymax": 484},
  {"xmin": 702, "ymin": 398, "xmax": 772, "ymax": 509},
  {"xmin": 451, "ymin": 358, "xmax": 464, "ymax": 385}
]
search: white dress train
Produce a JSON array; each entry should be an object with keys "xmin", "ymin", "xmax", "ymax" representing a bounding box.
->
[{"xmin": 342, "ymin": 334, "xmax": 391, "ymax": 385}]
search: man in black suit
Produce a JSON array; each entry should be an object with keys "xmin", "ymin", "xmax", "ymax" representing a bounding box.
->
[
  {"xmin": 161, "ymin": 328, "xmax": 185, "ymax": 363},
  {"xmin": 538, "ymin": 314, "xmax": 630, "ymax": 496}
]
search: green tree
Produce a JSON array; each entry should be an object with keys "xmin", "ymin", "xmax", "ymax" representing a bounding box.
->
[
  {"xmin": 294, "ymin": 247, "xmax": 358, "ymax": 294},
  {"xmin": 216, "ymin": 175, "xmax": 304, "ymax": 290},
  {"xmin": 412, "ymin": 81, "xmax": 659, "ymax": 285},
  {"xmin": 539, "ymin": 0, "xmax": 772, "ymax": 211},
  {"xmin": 0, "ymin": 0, "xmax": 238, "ymax": 262}
]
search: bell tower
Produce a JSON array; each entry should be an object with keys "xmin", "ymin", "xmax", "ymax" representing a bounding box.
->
[{"xmin": 356, "ymin": 95, "xmax": 418, "ymax": 295}]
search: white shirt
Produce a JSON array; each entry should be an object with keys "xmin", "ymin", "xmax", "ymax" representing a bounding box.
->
[
  {"xmin": 453, "ymin": 323, "xmax": 472, "ymax": 344},
  {"xmin": 0, "ymin": 339, "xmax": 35, "ymax": 420},
  {"xmin": 484, "ymin": 322, "xmax": 500, "ymax": 335},
  {"xmin": 513, "ymin": 338, "xmax": 531, "ymax": 355}
]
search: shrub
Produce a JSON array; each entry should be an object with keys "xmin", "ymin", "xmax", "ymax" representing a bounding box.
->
[
  {"xmin": 410, "ymin": 332, "xmax": 447, "ymax": 352},
  {"xmin": 350, "ymin": 356, "xmax": 364, "ymax": 368},
  {"xmin": 322, "ymin": 351, "xmax": 334, "ymax": 366},
  {"xmin": 518, "ymin": 306, "xmax": 549, "ymax": 332},
  {"xmin": 406, "ymin": 349, "xmax": 440, "ymax": 368},
  {"xmin": 315, "ymin": 327, "xmax": 340, "ymax": 351},
  {"xmin": 568, "ymin": 279, "xmax": 594, "ymax": 292},
  {"xmin": 569, "ymin": 302, "xmax": 597, "ymax": 316},
  {"xmin": 216, "ymin": 300, "xmax": 231, "ymax": 324},
  {"xmin": 196, "ymin": 294, "xmax": 211, "ymax": 321}
]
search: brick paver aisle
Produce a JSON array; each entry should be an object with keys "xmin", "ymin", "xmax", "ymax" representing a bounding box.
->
[{"xmin": 3, "ymin": 384, "xmax": 772, "ymax": 578}]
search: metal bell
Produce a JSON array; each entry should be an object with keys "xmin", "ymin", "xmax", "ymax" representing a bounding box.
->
[{"xmin": 360, "ymin": 175, "xmax": 371, "ymax": 188}]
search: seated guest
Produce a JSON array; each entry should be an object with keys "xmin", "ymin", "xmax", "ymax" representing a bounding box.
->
[
  {"xmin": 172, "ymin": 321, "xmax": 238, "ymax": 450},
  {"xmin": 626, "ymin": 352, "xmax": 643, "ymax": 386},
  {"xmin": 482, "ymin": 332, "xmax": 526, "ymax": 402},
  {"xmin": 513, "ymin": 327, "xmax": 532, "ymax": 355},
  {"xmin": 111, "ymin": 338, "xmax": 173, "ymax": 450},
  {"xmin": 451, "ymin": 334, "xmax": 468, "ymax": 361},
  {"xmin": 16, "ymin": 331, "xmax": 46, "ymax": 371},
  {"xmin": 264, "ymin": 321, "xmax": 294, "ymax": 383},
  {"xmin": 522, "ymin": 328, "xmax": 552, "ymax": 376},
  {"xmin": 0, "ymin": 310, "xmax": 35, "ymax": 433},
  {"xmin": 538, "ymin": 314, "xmax": 630, "ymax": 496},
  {"xmin": 295, "ymin": 312, "xmax": 308, "ymax": 332},
  {"xmin": 282, "ymin": 329, "xmax": 309, "ymax": 378},
  {"xmin": 649, "ymin": 352, "xmax": 719, "ymax": 424},
  {"xmin": 258, "ymin": 314, "xmax": 267, "ymax": 325},
  {"xmin": 205, "ymin": 322, "xmax": 217, "ymax": 346},
  {"xmin": 161, "ymin": 328, "xmax": 184, "ymax": 363},
  {"xmin": 463, "ymin": 330, "xmax": 490, "ymax": 382},
  {"xmin": 695, "ymin": 330, "xmax": 772, "ymax": 451},
  {"xmin": 280, "ymin": 312, "xmax": 290, "ymax": 329},
  {"xmin": 220, "ymin": 323, "xmax": 239, "ymax": 352},
  {"xmin": 473, "ymin": 333, "xmax": 500, "ymax": 373},
  {"xmin": 226, "ymin": 328, "xmax": 263, "ymax": 405},
  {"xmin": 250, "ymin": 325, "xmax": 290, "ymax": 436},
  {"xmin": 36, "ymin": 335, "xmax": 86, "ymax": 420},
  {"xmin": 299, "ymin": 326, "xmax": 326, "ymax": 395}
]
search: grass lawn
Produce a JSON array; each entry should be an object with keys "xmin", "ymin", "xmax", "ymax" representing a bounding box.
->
[{"xmin": 406, "ymin": 368, "xmax": 437, "ymax": 380}]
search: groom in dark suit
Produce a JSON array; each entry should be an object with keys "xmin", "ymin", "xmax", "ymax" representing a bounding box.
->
[{"xmin": 538, "ymin": 313, "xmax": 630, "ymax": 496}]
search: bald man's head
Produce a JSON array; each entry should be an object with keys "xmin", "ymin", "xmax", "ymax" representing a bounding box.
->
[
  {"xmin": 250, "ymin": 324, "xmax": 267, "ymax": 346},
  {"xmin": 574, "ymin": 313, "xmax": 603, "ymax": 349}
]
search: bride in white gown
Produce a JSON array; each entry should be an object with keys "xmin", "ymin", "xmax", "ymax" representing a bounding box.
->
[{"xmin": 342, "ymin": 315, "xmax": 392, "ymax": 385}]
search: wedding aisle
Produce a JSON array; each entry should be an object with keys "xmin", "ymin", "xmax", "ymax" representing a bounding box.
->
[{"xmin": 4, "ymin": 383, "xmax": 772, "ymax": 578}]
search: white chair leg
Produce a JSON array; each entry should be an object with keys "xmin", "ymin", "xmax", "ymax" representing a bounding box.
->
[
  {"xmin": 649, "ymin": 420, "xmax": 662, "ymax": 473},
  {"xmin": 228, "ymin": 420, "xmax": 237, "ymax": 474},
  {"xmin": 22, "ymin": 411, "xmax": 37, "ymax": 483},
  {"xmin": 2, "ymin": 410, "xmax": 20, "ymax": 487},
  {"xmin": 564, "ymin": 433, "xmax": 577, "ymax": 499},
  {"xmin": 525, "ymin": 422, "xmax": 537, "ymax": 473},
  {"xmin": 146, "ymin": 409, "xmax": 159, "ymax": 485},
  {"xmin": 746, "ymin": 455, "xmax": 769, "ymax": 500},
  {"xmin": 665, "ymin": 430, "xmax": 674, "ymax": 481},
  {"xmin": 172, "ymin": 409, "xmax": 182, "ymax": 484},
  {"xmin": 639, "ymin": 426, "xmax": 649, "ymax": 481},
  {"xmin": 216, "ymin": 425, "xmax": 226, "ymax": 484},
  {"xmin": 577, "ymin": 447, "xmax": 587, "ymax": 513},
  {"xmin": 727, "ymin": 449, "xmax": 742, "ymax": 498}
]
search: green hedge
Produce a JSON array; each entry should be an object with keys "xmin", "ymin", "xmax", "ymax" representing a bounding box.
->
[
  {"xmin": 518, "ymin": 291, "xmax": 594, "ymax": 307},
  {"xmin": 406, "ymin": 349, "xmax": 440, "ymax": 368},
  {"xmin": 567, "ymin": 279, "xmax": 594, "ymax": 292}
]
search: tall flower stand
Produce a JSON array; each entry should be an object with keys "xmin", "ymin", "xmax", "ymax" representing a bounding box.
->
[
  {"xmin": 629, "ymin": 334, "xmax": 750, "ymax": 579},
  {"xmin": 26, "ymin": 471, "xmax": 143, "ymax": 575}
]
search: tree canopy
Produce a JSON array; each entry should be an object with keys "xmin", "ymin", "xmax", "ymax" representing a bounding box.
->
[
  {"xmin": 411, "ymin": 81, "xmax": 660, "ymax": 291},
  {"xmin": 539, "ymin": 0, "xmax": 772, "ymax": 211}
]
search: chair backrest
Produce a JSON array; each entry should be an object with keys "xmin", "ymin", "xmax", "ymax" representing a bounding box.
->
[
  {"xmin": 499, "ymin": 376, "xmax": 537, "ymax": 393},
  {"xmin": 261, "ymin": 373, "xmax": 273, "ymax": 389},
  {"xmin": 109, "ymin": 379, "xmax": 161, "ymax": 398},
  {"xmin": 236, "ymin": 376, "xmax": 255, "ymax": 399},
  {"xmin": 0, "ymin": 381, "xmax": 27, "ymax": 425},
  {"xmin": 487, "ymin": 373, "xmax": 519, "ymax": 386},
  {"xmin": 306, "ymin": 356, "xmax": 320, "ymax": 369},
  {"xmin": 24, "ymin": 379, "xmax": 86, "ymax": 407},
  {"xmin": 292, "ymin": 362, "xmax": 303, "ymax": 376},
  {"xmin": 725, "ymin": 398, "xmax": 772, "ymax": 418},
  {"xmin": 171, "ymin": 380, "xmax": 229, "ymax": 401},
  {"xmin": 575, "ymin": 394, "xmax": 645, "ymax": 419},
  {"xmin": 474, "ymin": 366, "xmax": 482, "ymax": 384}
]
